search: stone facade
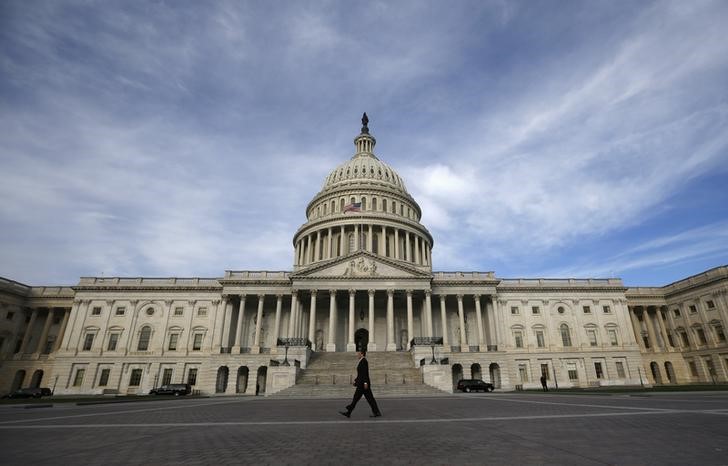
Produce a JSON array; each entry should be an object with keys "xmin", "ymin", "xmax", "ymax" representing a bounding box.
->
[{"xmin": 1, "ymin": 119, "xmax": 727, "ymax": 395}]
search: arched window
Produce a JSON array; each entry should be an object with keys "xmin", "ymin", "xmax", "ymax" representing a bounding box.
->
[
  {"xmin": 391, "ymin": 201, "xmax": 396, "ymax": 213},
  {"xmin": 350, "ymin": 196, "xmax": 355, "ymax": 204},
  {"xmin": 348, "ymin": 233, "xmax": 355, "ymax": 253},
  {"xmin": 383, "ymin": 199, "xmax": 388, "ymax": 212},
  {"xmin": 138, "ymin": 326, "xmax": 152, "ymax": 351},
  {"xmin": 560, "ymin": 324, "xmax": 572, "ymax": 347},
  {"xmin": 373, "ymin": 234, "xmax": 379, "ymax": 254},
  {"xmin": 340, "ymin": 198, "xmax": 345, "ymax": 211},
  {"xmin": 361, "ymin": 197, "xmax": 367, "ymax": 210},
  {"xmin": 331, "ymin": 200, "xmax": 335, "ymax": 213},
  {"xmin": 323, "ymin": 204, "xmax": 327, "ymax": 215},
  {"xmin": 372, "ymin": 197, "xmax": 377, "ymax": 211}
]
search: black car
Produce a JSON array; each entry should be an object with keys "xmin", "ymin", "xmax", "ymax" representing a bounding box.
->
[
  {"xmin": 149, "ymin": 384, "xmax": 191, "ymax": 396},
  {"xmin": 456, "ymin": 379, "xmax": 494, "ymax": 393},
  {"xmin": 4, "ymin": 387, "xmax": 52, "ymax": 399}
]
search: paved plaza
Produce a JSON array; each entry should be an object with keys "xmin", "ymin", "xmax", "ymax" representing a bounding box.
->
[{"xmin": 1, "ymin": 392, "xmax": 727, "ymax": 465}]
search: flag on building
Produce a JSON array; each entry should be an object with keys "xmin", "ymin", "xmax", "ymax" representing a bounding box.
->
[{"xmin": 343, "ymin": 202, "xmax": 361, "ymax": 213}]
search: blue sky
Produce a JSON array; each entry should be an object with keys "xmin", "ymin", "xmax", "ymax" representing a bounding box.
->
[{"xmin": 1, "ymin": 0, "xmax": 727, "ymax": 287}]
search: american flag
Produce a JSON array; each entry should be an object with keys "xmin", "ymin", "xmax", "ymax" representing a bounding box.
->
[{"xmin": 343, "ymin": 202, "xmax": 362, "ymax": 213}]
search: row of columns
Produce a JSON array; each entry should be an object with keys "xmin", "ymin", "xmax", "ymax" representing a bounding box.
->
[
  {"xmin": 14, "ymin": 307, "xmax": 70, "ymax": 356},
  {"xmin": 217, "ymin": 290, "xmax": 499, "ymax": 353},
  {"xmin": 629, "ymin": 300, "xmax": 728, "ymax": 352},
  {"xmin": 294, "ymin": 224, "xmax": 431, "ymax": 267}
]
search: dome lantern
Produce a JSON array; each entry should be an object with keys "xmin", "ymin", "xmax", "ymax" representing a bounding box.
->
[{"xmin": 354, "ymin": 112, "xmax": 377, "ymax": 157}]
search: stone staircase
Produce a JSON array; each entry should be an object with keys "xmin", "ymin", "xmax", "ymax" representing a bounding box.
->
[{"xmin": 269, "ymin": 351, "xmax": 449, "ymax": 398}]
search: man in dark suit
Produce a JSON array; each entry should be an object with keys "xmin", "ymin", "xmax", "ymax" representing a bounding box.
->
[{"xmin": 339, "ymin": 350, "xmax": 382, "ymax": 418}]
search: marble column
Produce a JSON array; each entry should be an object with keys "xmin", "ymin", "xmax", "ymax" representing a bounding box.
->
[
  {"xmin": 288, "ymin": 291, "xmax": 298, "ymax": 338},
  {"xmin": 272, "ymin": 295, "xmax": 282, "ymax": 353},
  {"xmin": 54, "ymin": 308, "xmax": 71, "ymax": 352},
  {"xmin": 628, "ymin": 307, "xmax": 645, "ymax": 350},
  {"xmin": 347, "ymin": 289, "xmax": 356, "ymax": 351},
  {"xmin": 643, "ymin": 307, "xmax": 659, "ymax": 351},
  {"xmin": 252, "ymin": 295, "xmax": 265, "ymax": 354},
  {"xmin": 19, "ymin": 308, "xmax": 38, "ymax": 354},
  {"xmin": 474, "ymin": 295, "xmax": 485, "ymax": 351},
  {"xmin": 406, "ymin": 290, "xmax": 414, "ymax": 350},
  {"xmin": 327, "ymin": 290, "xmax": 337, "ymax": 352},
  {"xmin": 220, "ymin": 299, "xmax": 233, "ymax": 350},
  {"xmin": 425, "ymin": 291, "xmax": 433, "ymax": 337},
  {"xmin": 386, "ymin": 290, "xmax": 396, "ymax": 351},
  {"xmin": 440, "ymin": 295, "xmax": 449, "ymax": 350},
  {"xmin": 233, "ymin": 295, "xmax": 246, "ymax": 352},
  {"xmin": 487, "ymin": 297, "xmax": 499, "ymax": 349},
  {"xmin": 457, "ymin": 294, "xmax": 468, "ymax": 352},
  {"xmin": 307, "ymin": 290, "xmax": 318, "ymax": 349},
  {"xmin": 368, "ymin": 289, "xmax": 376, "ymax": 351},
  {"xmin": 394, "ymin": 229, "xmax": 400, "ymax": 259},
  {"xmin": 35, "ymin": 308, "xmax": 54, "ymax": 354}
]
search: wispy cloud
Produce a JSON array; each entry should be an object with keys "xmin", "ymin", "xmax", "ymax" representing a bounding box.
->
[{"xmin": 1, "ymin": 0, "xmax": 727, "ymax": 285}]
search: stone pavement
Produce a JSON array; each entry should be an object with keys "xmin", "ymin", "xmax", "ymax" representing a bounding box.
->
[{"xmin": 1, "ymin": 391, "xmax": 727, "ymax": 465}]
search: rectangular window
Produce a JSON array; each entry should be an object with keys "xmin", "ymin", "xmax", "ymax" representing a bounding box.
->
[
  {"xmin": 608, "ymin": 329, "xmax": 618, "ymax": 346},
  {"xmin": 688, "ymin": 361, "xmax": 698, "ymax": 377},
  {"xmin": 540, "ymin": 363, "xmax": 550, "ymax": 379},
  {"xmin": 53, "ymin": 315, "xmax": 61, "ymax": 324},
  {"xmin": 531, "ymin": 306, "xmax": 540, "ymax": 315},
  {"xmin": 615, "ymin": 361, "xmax": 626, "ymax": 378},
  {"xmin": 197, "ymin": 307, "xmax": 208, "ymax": 317},
  {"xmin": 193, "ymin": 333, "xmax": 203, "ymax": 351},
  {"xmin": 129, "ymin": 369, "xmax": 143, "ymax": 386},
  {"xmin": 536, "ymin": 331, "xmax": 545, "ymax": 348},
  {"xmin": 91, "ymin": 306, "xmax": 102, "ymax": 316},
  {"xmin": 567, "ymin": 363, "xmax": 578, "ymax": 381},
  {"xmin": 514, "ymin": 331, "xmax": 523, "ymax": 348},
  {"xmin": 187, "ymin": 368, "xmax": 198, "ymax": 386},
  {"xmin": 168, "ymin": 334, "xmax": 179, "ymax": 351},
  {"xmin": 518, "ymin": 364, "xmax": 529, "ymax": 383},
  {"xmin": 73, "ymin": 368, "xmax": 85, "ymax": 386},
  {"xmin": 715, "ymin": 326, "xmax": 726, "ymax": 342},
  {"xmin": 99, "ymin": 369, "xmax": 110, "ymax": 387},
  {"xmin": 115, "ymin": 307, "xmax": 126, "ymax": 316},
  {"xmin": 83, "ymin": 333, "xmax": 95, "ymax": 351},
  {"xmin": 673, "ymin": 309, "xmax": 681, "ymax": 317},
  {"xmin": 162, "ymin": 368, "xmax": 173, "ymax": 386},
  {"xmin": 583, "ymin": 306, "xmax": 591, "ymax": 314},
  {"xmin": 587, "ymin": 330, "xmax": 598, "ymax": 346},
  {"xmin": 5, "ymin": 311, "xmax": 14, "ymax": 320},
  {"xmin": 602, "ymin": 305, "xmax": 611, "ymax": 314},
  {"xmin": 689, "ymin": 305, "xmax": 697, "ymax": 313},
  {"xmin": 594, "ymin": 362, "xmax": 604, "ymax": 379},
  {"xmin": 43, "ymin": 339, "xmax": 53, "ymax": 354},
  {"xmin": 511, "ymin": 306, "xmax": 519, "ymax": 315},
  {"xmin": 107, "ymin": 333, "xmax": 119, "ymax": 351},
  {"xmin": 706, "ymin": 300, "xmax": 715, "ymax": 309},
  {"xmin": 174, "ymin": 307, "xmax": 184, "ymax": 316}
]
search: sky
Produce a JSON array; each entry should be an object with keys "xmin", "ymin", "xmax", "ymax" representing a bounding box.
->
[{"xmin": 1, "ymin": 0, "xmax": 728, "ymax": 287}]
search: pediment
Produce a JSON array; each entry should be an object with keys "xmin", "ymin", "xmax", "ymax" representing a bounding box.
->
[{"xmin": 291, "ymin": 251, "xmax": 431, "ymax": 280}]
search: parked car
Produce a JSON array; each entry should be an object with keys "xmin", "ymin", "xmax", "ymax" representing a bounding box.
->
[
  {"xmin": 456, "ymin": 379, "xmax": 494, "ymax": 393},
  {"xmin": 149, "ymin": 384, "xmax": 191, "ymax": 396},
  {"xmin": 3, "ymin": 387, "xmax": 52, "ymax": 399}
]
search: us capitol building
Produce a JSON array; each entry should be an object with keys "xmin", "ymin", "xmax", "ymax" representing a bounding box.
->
[{"xmin": 1, "ymin": 116, "xmax": 727, "ymax": 396}]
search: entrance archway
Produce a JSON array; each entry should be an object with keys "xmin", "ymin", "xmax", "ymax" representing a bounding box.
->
[
  {"xmin": 452, "ymin": 364, "xmax": 463, "ymax": 390},
  {"xmin": 11, "ymin": 370, "xmax": 26, "ymax": 392},
  {"xmin": 471, "ymin": 363, "xmax": 482, "ymax": 380},
  {"xmin": 216, "ymin": 366, "xmax": 229, "ymax": 393},
  {"xmin": 256, "ymin": 366, "xmax": 267, "ymax": 395},
  {"xmin": 489, "ymin": 363, "xmax": 501, "ymax": 388},
  {"xmin": 30, "ymin": 370, "xmax": 44, "ymax": 388},
  {"xmin": 236, "ymin": 367, "xmax": 249, "ymax": 393},
  {"xmin": 354, "ymin": 328, "xmax": 369, "ymax": 352},
  {"xmin": 650, "ymin": 362, "xmax": 662, "ymax": 384}
]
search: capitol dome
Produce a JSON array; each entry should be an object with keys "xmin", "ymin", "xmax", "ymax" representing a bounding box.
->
[{"xmin": 292, "ymin": 114, "xmax": 434, "ymax": 273}]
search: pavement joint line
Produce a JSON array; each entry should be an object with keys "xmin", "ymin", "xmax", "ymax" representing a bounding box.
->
[
  {"xmin": 461, "ymin": 395, "xmax": 679, "ymax": 412},
  {"xmin": 0, "ymin": 398, "xmax": 249, "ymax": 425},
  {"xmin": 0, "ymin": 409, "xmax": 687, "ymax": 429}
]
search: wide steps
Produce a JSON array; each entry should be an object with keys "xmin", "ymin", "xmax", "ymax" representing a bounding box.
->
[{"xmin": 269, "ymin": 351, "xmax": 448, "ymax": 398}]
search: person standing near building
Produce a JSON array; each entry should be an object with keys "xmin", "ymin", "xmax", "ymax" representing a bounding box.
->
[
  {"xmin": 339, "ymin": 349, "xmax": 382, "ymax": 418},
  {"xmin": 540, "ymin": 374, "xmax": 548, "ymax": 392}
]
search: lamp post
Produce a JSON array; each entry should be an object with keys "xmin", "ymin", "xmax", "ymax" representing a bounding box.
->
[
  {"xmin": 283, "ymin": 341, "xmax": 290, "ymax": 366},
  {"xmin": 430, "ymin": 344, "xmax": 438, "ymax": 364}
]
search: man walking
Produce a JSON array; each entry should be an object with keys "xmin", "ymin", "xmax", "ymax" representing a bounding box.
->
[
  {"xmin": 339, "ymin": 349, "xmax": 382, "ymax": 418},
  {"xmin": 540, "ymin": 374, "xmax": 548, "ymax": 392}
]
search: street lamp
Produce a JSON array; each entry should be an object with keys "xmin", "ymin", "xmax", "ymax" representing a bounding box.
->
[
  {"xmin": 430, "ymin": 343, "xmax": 438, "ymax": 364},
  {"xmin": 283, "ymin": 341, "xmax": 290, "ymax": 366}
]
